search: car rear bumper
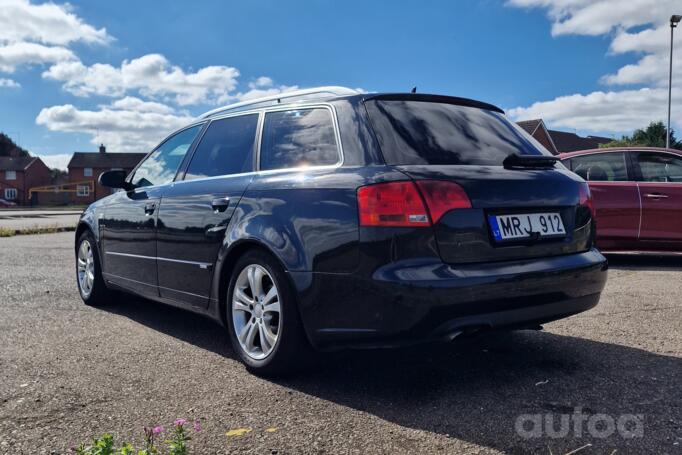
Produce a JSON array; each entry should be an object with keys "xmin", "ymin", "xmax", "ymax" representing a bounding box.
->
[{"xmin": 290, "ymin": 249, "xmax": 608, "ymax": 349}]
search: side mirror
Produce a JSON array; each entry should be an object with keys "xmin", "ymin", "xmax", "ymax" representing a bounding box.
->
[{"xmin": 99, "ymin": 169, "xmax": 132, "ymax": 191}]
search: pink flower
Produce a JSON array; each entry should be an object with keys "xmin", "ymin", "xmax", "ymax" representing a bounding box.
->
[
  {"xmin": 152, "ymin": 426, "xmax": 165, "ymax": 435},
  {"xmin": 174, "ymin": 418, "xmax": 187, "ymax": 427},
  {"xmin": 193, "ymin": 420, "xmax": 202, "ymax": 432}
]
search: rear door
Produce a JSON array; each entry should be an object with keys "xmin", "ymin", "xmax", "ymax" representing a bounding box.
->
[
  {"xmin": 100, "ymin": 124, "xmax": 203, "ymax": 297},
  {"xmin": 634, "ymin": 151, "xmax": 682, "ymax": 243},
  {"xmin": 567, "ymin": 152, "xmax": 640, "ymax": 247},
  {"xmin": 156, "ymin": 113, "xmax": 259, "ymax": 307}
]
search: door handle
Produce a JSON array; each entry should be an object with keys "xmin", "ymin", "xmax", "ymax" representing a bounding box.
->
[
  {"xmin": 144, "ymin": 202, "xmax": 156, "ymax": 215},
  {"xmin": 211, "ymin": 197, "xmax": 230, "ymax": 212},
  {"xmin": 644, "ymin": 193, "xmax": 668, "ymax": 199}
]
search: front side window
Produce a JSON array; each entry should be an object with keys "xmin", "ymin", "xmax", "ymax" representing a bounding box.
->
[
  {"xmin": 77, "ymin": 184, "xmax": 90, "ymax": 197},
  {"xmin": 636, "ymin": 152, "xmax": 682, "ymax": 183},
  {"xmin": 571, "ymin": 153, "xmax": 628, "ymax": 182},
  {"xmin": 5, "ymin": 170, "xmax": 16, "ymax": 180},
  {"xmin": 260, "ymin": 108, "xmax": 339, "ymax": 171},
  {"xmin": 4, "ymin": 188, "xmax": 17, "ymax": 200},
  {"xmin": 131, "ymin": 124, "xmax": 202, "ymax": 188},
  {"xmin": 184, "ymin": 114, "xmax": 258, "ymax": 180},
  {"xmin": 365, "ymin": 100, "xmax": 550, "ymax": 166},
  {"xmin": 84, "ymin": 167, "xmax": 93, "ymax": 177}
]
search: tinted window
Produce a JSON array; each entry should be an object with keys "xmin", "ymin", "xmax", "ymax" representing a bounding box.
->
[
  {"xmin": 365, "ymin": 100, "xmax": 549, "ymax": 166},
  {"xmin": 571, "ymin": 153, "xmax": 628, "ymax": 181},
  {"xmin": 132, "ymin": 125, "xmax": 202, "ymax": 188},
  {"xmin": 637, "ymin": 152, "xmax": 682, "ymax": 183},
  {"xmin": 260, "ymin": 108, "xmax": 339, "ymax": 171},
  {"xmin": 184, "ymin": 114, "xmax": 258, "ymax": 180}
]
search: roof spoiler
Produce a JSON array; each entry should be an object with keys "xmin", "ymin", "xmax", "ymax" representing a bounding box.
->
[{"xmin": 364, "ymin": 93, "xmax": 505, "ymax": 114}]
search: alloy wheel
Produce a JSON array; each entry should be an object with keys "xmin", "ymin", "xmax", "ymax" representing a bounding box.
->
[
  {"xmin": 77, "ymin": 239, "xmax": 95, "ymax": 298},
  {"xmin": 231, "ymin": 264, "xmax": 281, "ymax": 360}
]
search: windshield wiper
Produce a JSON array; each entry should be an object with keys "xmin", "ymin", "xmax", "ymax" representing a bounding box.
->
[{"xmin": 503, "ymin": 153, "xmax": 558, "ymax": 170}]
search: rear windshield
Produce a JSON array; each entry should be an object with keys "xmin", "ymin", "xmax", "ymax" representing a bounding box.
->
[{"xmin": 365, "ymin": 100, "xmax": 550, "ymax": 166}]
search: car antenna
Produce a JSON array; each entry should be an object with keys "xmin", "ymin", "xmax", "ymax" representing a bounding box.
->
[{"xmin": 411, "ymin": 86, "xmax": 417, "ymax": 93}]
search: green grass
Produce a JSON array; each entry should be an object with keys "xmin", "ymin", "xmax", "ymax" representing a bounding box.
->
[{"xmin": 0, "ymin": 225, "xmax": 76, "ymax": 237}]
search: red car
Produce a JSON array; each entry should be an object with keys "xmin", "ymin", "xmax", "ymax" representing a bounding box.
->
[{"xmin": 560, "ymin": 147, "xmax": 682, "ymax": 253}]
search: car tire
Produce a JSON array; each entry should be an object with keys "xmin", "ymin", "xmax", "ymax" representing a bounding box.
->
[
  {"xmin": 75, "ymin": 230, "xmax": 112, "ymax": 306},
  {"xmin": 226, "ymin": 250, "xmax": 312, "ymax": 376}
]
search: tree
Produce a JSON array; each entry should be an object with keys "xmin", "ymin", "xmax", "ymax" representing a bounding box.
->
[
  {"xmin": 600, "ymin": 121, "xmax": 682, "ymax": 150},
  {"xmin": 0, "ymin": 132, "xmax": 30, "ymax": 157}
]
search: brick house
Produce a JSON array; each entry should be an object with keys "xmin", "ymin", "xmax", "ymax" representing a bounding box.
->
[
  {"xmin": 547, "ymin": 129, "xmax": 612, "ymax": 153},
  {"xmin": 0, "ymin": 156, "xmax": 51, "ymax": 205},
  {"xmin": 67, "ymin": 145, "xmax": 146, "ymax": 204},
  {"xmin": 516, "ymin": 119, "xmax": 560, "ymax": 155},
  {"xmin": 517, "ymin": 119, "xmax": 612, "ymax": 154}
]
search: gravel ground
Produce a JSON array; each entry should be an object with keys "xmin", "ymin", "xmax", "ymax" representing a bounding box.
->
[{"xmin": 0, "ymin": 232, "xmax": 680, "ymax": 454}]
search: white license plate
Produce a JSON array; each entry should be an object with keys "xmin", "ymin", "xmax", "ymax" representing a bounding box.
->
[{"xmin": 488, "ymin": 213, "xmax": 565, "ymax": 241}]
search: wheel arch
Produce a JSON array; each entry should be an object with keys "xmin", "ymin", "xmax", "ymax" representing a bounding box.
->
[{"xmin": 214, "ymin": 238, "xmax": 296, "ymax": 327}]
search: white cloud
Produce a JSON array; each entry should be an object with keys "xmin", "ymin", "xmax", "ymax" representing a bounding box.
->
[
  {"xmin": 0, "ymin": 0, "xmax": 110, "ymax": 46},
  {"xmin": 507, "ymin": 0, "xmax": 682, "ymax": 134},
  {"xmin": 0, "ymin": 41, "xmax": 75, "ymax": 72},
  {"xmin": 0, "ymin": 77, "xmax": 20, "ymax": 88},
  {"xmin": 508, "ymin": 0, "xmax": 679, "ymax": 36},
  {"xmin": 107, "ymin": 96, "xmax": 177, "ymax": 114},
  {"xmin": 230, "ymin": 77, "xmax": 299, "ymax": 102},
  {"xmin": 508, "ymin": 87, "xmax": 681, "ymax": 132},
  {"xmin": 0, "ymin": 0, "xmax": 109, "ymax": 73},
  {"xmin": 36, "ymin": 101, "xmax": 194, "ymax": 153},
  {"xmin": 43, "ymin": 54, "xmax": 241, "ymax": 105},
  {"xmin": 36, "ymin": 152, "xmax": 71, "ymax": 170}
]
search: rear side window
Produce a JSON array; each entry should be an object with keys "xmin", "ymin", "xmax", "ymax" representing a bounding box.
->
[
  {"xmin": 571, "ymin": 153, "xmax": 628, "ymax": 182},
  {"xmin": 260, "ymin": 108, "xmax": 339, "ymax": 171},
  {"xmin": 365, "ymin": 100, "xmax": 549, "ymax": 166},
  {"xmin": 184, "ymin": 114, "xmax": 258, "ymax": 180},
  {"xmin": 636, "ymin": 152, "xmax": 682, "ymax": 183}
]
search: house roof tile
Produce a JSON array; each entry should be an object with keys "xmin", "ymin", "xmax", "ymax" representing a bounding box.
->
[
  {"xmin": 68, "ymin": 152, "xmax": 147, "ymax": 169},
  {"xmin": 0, "ymin": 156, "xmax": 37, "ymax": 171}
]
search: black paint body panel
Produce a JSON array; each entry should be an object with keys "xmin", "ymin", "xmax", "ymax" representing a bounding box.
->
[{"xmin": 76, "ymin": 93, "xmax": 608, "ymax": 350}]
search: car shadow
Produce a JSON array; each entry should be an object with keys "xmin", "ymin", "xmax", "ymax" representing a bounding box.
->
[
  {"xmin": 102, "ymin": 294, "xmax": 236, "ymax": 360},
  {"xmin": 101, "ymin": 297, "xmax": 681, "ymax": 454},
  {"xmin": 605, "ymin": 253, "xmax": 682, "ymax": 271}
]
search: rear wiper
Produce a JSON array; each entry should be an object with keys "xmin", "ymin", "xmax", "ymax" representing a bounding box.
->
[{"xmin": 503, "ymin": 153, "xmax": 558, "ymax": 170}]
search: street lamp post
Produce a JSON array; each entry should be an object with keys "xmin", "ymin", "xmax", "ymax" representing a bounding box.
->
[{"xmin": 668, "ymin": 15, "xmax": 681, "ymax": 149}]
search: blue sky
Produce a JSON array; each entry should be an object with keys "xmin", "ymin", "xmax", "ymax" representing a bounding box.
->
[{"xmin": 0, "ymin": 0, "xmax": 680, "ymax": 169}]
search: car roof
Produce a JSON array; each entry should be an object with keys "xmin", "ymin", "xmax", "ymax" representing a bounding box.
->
[
  {"xmin": 559, "ymin": 147, "xmax": 682, "ymax": 159},
  {"xmin": 198, "ymin": 86, "xmax": 504, "ymax": 119}
]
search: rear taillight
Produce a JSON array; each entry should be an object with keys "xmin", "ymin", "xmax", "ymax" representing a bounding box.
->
[
  {"xmin": 414, "ymin": 180, "xmax": 471, "ymax": 224},
  {"xmin": 579, "ymin": 183, "xmax": 595, "ymax": 218},
  {"xmin": 358, "ymin": 181, "xmax": 430, "ymax": 227},
  {"xmin": 357, "ymin": 180, "xmax": 471, "ymax": 227}
]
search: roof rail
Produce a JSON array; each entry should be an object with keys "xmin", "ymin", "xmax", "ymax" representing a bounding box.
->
[{"xmin": 199, "ymin": 86, "xmax": 360, "ymax": 119}]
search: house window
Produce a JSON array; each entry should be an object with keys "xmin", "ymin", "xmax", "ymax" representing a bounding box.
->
[
  {"xmin": 76, "ymin": 184, "xmax": 90, "ymax": 197},
  {"xmin": 5, "ymin": 170, "xmax": 16, "ymax": 180},
  {"xmin": 84, "ymin": 167, "xmax": 93, "ymax": 177},
  {"xmin": 4, "ymin": 188, "xmax": 17, "ymax": 200}
]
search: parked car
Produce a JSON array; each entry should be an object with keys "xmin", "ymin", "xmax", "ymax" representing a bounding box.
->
[
  {"xmin": 74, "ymin": 87, "xmax": 608, "ymax": 375},
  {"xmin": 560, "ymin": 147, "xmax": 682, "ymax": 252},
  {"xmin": 0, "ymin": 198, "xmax": 17, "ymax": 208}
]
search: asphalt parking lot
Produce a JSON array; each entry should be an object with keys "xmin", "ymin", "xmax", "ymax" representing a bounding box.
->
[{"xmin": 0, "ymin": 232, "xmax": 680, "ymax": 454}]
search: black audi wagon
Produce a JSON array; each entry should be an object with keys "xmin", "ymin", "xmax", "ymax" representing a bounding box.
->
[{"xmin": 75, "ymin": 87, "xmax": 608, "ymax": 374}]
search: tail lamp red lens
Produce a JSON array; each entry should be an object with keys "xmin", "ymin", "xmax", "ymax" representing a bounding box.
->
[
  {"xmin": 357, "ymin": 180, "xmax": 472, "ymax": 227},
  {"xmin": 579, "ymin": 183, "xmax": 595, "ymax": 218},
  {"xmin": 414, "ymin": 180, "xmax": 472, "ymax": 224}
]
